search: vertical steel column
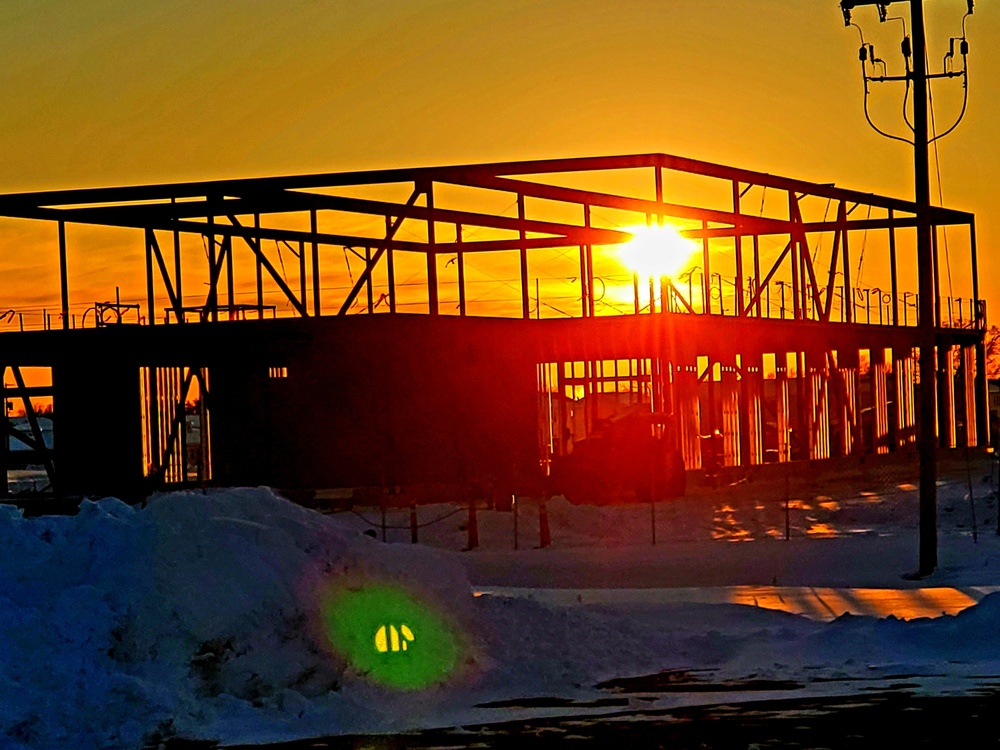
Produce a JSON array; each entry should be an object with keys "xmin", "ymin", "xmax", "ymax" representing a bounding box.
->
[
  {"xmin": 838, "ymin": 349, "xmax": 859, "ymax": 456},
  {"xmin": 225, "ymin": 236, "xmax": 234, "ymax": 315},
  {"xmin": 365, "ymin": 246, "xmax": 374, "ymax": 314},
  {"xmin": 840, "ymin": 229, "xmax": 852, "ymax": 324},
  {"xmin": 254, "ymin": 214, "xmax": 263, "ymax": 318},
  {"xmin": 777, "ymin": 358, "xmax": 791, "ymax": 463},
  {"xmin": 737, "ymin": 354, "xmax": 758, "ymax": 466},
  {"xmin": 871, "ymin": 348, "xmax": 890, "ymax": 454},
  {"xmin": 895, "ymin": 348, "xmax": 918, "ymax": 448},
  {"xmin": 722, "ymin": 365, "xmax": 740, "ymax": 467},
  {"xmin": 753, "ymin": 235, "xmax": 762, "ymax": 317},
  {"xmin": 962, "ymin": 346, "xmax": 978, "ymax": 448},
  {"xmin": 58, "ymin": 221, "xmax": 69, "ymax": 329},
  {"xmin": 970, "ymin": 220, "xmax": 989, "ymax": 446},
  {"xmin": 311, "ymin": 209, "xmax": 321, "ymax": 316},
  {"xmin": 144, "ymin": 227, "xmax": 155, "ymax": 326},
  {"xmin": 198, "ymin": 368, "xmax": 211, "ymax": 482},
  {"xmin": 299, "ymin": 240, "xmax": 307, "ymax": 316},
  {"xmin": 677, "ymin": 364, "xmax": 701, "ymax": 470},
  {"xmin": 425, "ymin": 189, "xmax": 439, "ymax": 316},
  {"xmin": 172, "ymin": 199, "xmax": 183, "ymax": 321},
  {"xmin": 386, "ymin": 216, "xmax": 397, "ymax": 314},
  {"xmin": 179, "ymin": 368, "xmax": 189, "ymax": 480},
  {"xmin": 938, "ymin": 345, "xmax": 956, "ymax": 449},
  {"xmin": 147, "ymin": 367, "xmax": 160, "ymax": 478},
  {"xmin": 207, "ymin": 212, "xmax": 218, "ymax": 323},
  {"xmin": 733, "ymin": 181, "xmax": 745, "ymax": 317},
  {"xmin": 517, "ymin": 194, "xmax": 528, "ymax": 320},
  {"xmin": 976, "ymin": 336, "xmax": 989, "ymax": 448},
  {"xmin": 655, "ymin": 166, "xmax": 666, "ymax": 312},
  {"xmin": 932, "ymin": 229, "xmax": 942, "ymax": 327},
  {"xmin": 888, "ymin": 210, "xmax": 899, "ymax": 326},
  {"xmin": 156, "ymin": 367, "xmax": 167, "ymax": 476},
  {"xmin": 788, "ymin": 194, "xmax": 801, "ymax": 321},
  {"xmin": 705, "ymin": 356, "xmax": 716, "ymax": 439},
  {"xmin": 701, "ymin": 220, "xmax": 711, "ymax": 314},
  {"xmin": 456, "ymin": 224, "xmax": 467, "ymax": 317},
  {"xmin": 584, "ymin": 205, "xmax": 595, "ymax": 317},
  {"xmin": 795, "ymin": 352, "xmax": 808, "ymax": 459},
  {"xmin": 166, "ymin": 368, "xmax": 176, "ymax": 481},
  {"xmin": 748, "ymin": 360, "xmax": 764, "ymax": 465},
  {"xmin": 808, "ymin": 366, "xmax": 831, "ymax": 460}
]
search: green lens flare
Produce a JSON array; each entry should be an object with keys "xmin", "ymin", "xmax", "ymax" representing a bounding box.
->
[{"xmin": 320, "ymin": 583, "xmax": 461, "ymax": 689}]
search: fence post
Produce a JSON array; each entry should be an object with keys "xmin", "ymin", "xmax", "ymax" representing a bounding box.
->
[
  {"xmin": 650, "ymin": 498, "xmax": 657, "ymax": 546},
  {"xmin": 784, "ymin": 460, "xmax": 791, "ymax": 542},
  {"xmin": 466, "ymin": 499, "xmax": 479, "ymax": 550},
  {"xmin": 410, "ymin": 503, "xmax": 418, "ymax": 544},
  {"xmin": 539, "ymin": 499, "xmax": 551, "ymax": 548},
  {"xmin": 513, "ymin": 494, "xmax": 519, "ymax": 550}
]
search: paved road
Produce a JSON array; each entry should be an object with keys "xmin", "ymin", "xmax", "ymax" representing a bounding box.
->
[
  {"xmin": 230, "ymin": 689, "xmax": 1000, "ymax": 749},
  {"xmin": 474, "ymin": 584, "xmax": 1000, "ymax": 620}
]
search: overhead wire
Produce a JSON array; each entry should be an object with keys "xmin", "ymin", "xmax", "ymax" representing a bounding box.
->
[
  {"xmin": 852, "ymin": 21, "xmax": 913, "ymax": 145},
  {"xmin": 927, "ymin": 65, "xmax": 955, "ymax": 303}
]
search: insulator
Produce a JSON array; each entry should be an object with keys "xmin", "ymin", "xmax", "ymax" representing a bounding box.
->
[
  {"xmin": 968, "ymin": 1, "xmax": 974, "ymax": 14},
  {"xmin": 901, "ymin": 36, "xmax": 911, "ymax": 58},
  {"xmin": 869, "ymin": 45, "xmax": 876, "ymax": 64},
  {"xmin": 960, "ymin": 39, "xmax": 969, "ymax": 56},
  {"xmin": 859, "ymin": 46, "xmax": 867, "ymax": 62}
]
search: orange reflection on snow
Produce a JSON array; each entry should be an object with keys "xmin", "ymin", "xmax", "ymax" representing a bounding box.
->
[
  {"xmin": 726, "ymin": 586, "xmax": 980, "ymax": 621},
  {"xmin": 804, "ymin": 523, "xmax": 838, "ymax": 538},
  {"xmin": 711, "ymin": 504, "xmax": 753, "ymax": 542}
]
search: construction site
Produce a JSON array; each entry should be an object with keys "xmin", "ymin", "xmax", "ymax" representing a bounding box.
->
[{"xmin": 0, "ymin": 152, "xmax": 986, "ymax": 510}]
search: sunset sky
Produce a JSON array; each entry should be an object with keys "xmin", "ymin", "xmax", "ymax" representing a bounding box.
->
[{"xmin": 0, "ymin": 0, "xmax": 995, "ymax": 321}]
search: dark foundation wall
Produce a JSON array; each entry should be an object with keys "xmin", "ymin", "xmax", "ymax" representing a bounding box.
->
[
  {"xmin": 53, "ymin": 360, "xmax": 144, "ymax": 499},
  {"xmin": 0, "ymin": 311, "xmax": 986, "ymax": 502},
  {"xmin": 211, "ymin": 316, "xmax": 543, "ymax": 495}
]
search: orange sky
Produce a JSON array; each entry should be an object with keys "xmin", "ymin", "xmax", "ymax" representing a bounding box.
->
[{"xmin": 0, "ymin": 0, "xmax": 996, "ymax": 323}]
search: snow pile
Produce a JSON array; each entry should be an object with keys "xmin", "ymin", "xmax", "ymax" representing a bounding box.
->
[
  {"xmin": 0, "ymin": 489, "xmax": 481, "ymax": 748},
  {"xmin": 3, "ymin": 488, "xmax": 1000, "ymax": 749}
]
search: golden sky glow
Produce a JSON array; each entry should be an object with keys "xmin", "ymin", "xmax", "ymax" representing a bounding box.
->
[{"xmin": 0, "ymin": 1, "xmax": 997, "ymax": 320}]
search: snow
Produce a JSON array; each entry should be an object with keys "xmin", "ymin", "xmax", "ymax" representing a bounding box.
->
[{"xmin": 1, "ymin": 471, "xmax": 1000, "ymax": 748}]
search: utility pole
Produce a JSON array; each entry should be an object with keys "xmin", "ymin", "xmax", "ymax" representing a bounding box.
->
[
  {"xmin": 841, "ymin": 0, "xmax": 974, "ymax": 575},
  {"xmin": 910, "ymin": 1, "xmax": 938, "ymax": 576}
]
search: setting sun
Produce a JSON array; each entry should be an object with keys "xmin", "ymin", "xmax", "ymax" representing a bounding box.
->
[{"xmin": 618, "ymin": 223, "xmax": 699, "ymax": 280}]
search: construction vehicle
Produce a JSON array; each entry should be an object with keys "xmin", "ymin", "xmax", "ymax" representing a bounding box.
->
[{"xmin": 549, "ymin": 411, "xmax": 686, "ymax": 505}]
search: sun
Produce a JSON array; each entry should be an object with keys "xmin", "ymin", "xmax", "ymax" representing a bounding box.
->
[{"xmin": 618, "ymin": 223, "xmax": 698, "ymax": 280}]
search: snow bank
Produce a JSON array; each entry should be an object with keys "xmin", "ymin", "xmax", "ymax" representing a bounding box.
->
[
  {"xmin": 2, "ymin": 488, "xmax": 1000, "ymax": 749},
  {"xmin": 0, "ymin": 489, "xmax": 480, "ymax": 748}
]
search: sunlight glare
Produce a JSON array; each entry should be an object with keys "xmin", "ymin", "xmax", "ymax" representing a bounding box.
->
[{"xmin": 618, "ymin": 223, "xmax": 698, "ymax": 280}]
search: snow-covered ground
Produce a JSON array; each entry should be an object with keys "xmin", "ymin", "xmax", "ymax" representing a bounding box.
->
[{"xmin": 2, "ymin": 455, "xmax": 1000, "ymax": 749}]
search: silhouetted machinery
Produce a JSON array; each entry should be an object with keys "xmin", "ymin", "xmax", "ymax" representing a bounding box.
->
[{"xmin": 549, "ymin": 411, "xmax": 686, "ymax": 505}]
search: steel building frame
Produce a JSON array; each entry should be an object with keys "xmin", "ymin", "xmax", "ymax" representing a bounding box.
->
[{"xmin": 0, "ymin": 154, "xmax": 986, "ymax": 502}]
